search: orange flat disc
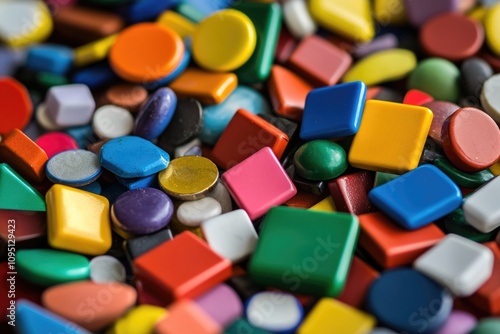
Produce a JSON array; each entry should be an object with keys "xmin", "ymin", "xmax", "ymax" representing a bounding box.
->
[
  {"xmin": 109, "ymin": 23, "xmax": 184, "ymax": 83},
  {"xmin": 0, "ymin": 77, "xmax": 32, "ymax": 134}
]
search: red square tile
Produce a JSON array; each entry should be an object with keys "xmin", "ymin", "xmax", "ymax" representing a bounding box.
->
[
  {"xmin": 134, "ymin": 231, "xmax": 232, "ymax": 302},
  {"xmin": 288, "ymin": 35, "xmax": 352, "ymax": 87},
  {"xmin": 210, "ymin": 109, "xmax": 289, "ymax": 170}
]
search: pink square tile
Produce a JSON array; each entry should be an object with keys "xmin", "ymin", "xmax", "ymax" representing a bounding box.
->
[{"xmin": 221, "ymin": 147, "xmax": 297, "ymax": 220}]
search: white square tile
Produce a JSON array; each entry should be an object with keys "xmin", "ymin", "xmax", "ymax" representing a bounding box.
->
[
  {"xmin": 414, "ymin": 234, "xmax": 494, "ymax": 296},
  {"xmin": 463, "ymin": 176, "xmax": 500, "ymax": 233},
  {"xmin": 201, "ymin": 209, "xmax": 258, "ymax": 263}
]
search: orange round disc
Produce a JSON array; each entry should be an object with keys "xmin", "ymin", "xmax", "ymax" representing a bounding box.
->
[
  {"xmin": 109, "ymin": 23, "xmax": 184, "ymax": 83},
  {"xmin": 0, "ymin": 77, "xmax": 32, "ymax": 134}
]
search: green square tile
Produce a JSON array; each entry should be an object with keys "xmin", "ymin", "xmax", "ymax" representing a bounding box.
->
[{"xmin": 249, "ymin": 206, "xmax": 359, "ymax": 297}]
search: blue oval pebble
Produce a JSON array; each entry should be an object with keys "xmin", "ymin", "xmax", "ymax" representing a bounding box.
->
[
  {"xmin": 134, "ymin": 87, "xmax": 177, "ymax": 140},
  {"xmin": 112, "ymin": 187, "xmax": 174, "ymax": 234},
  {"xmin": 200, "ymin": 85, "xmax": 272, "ymax": 145},
  {"xmin": 366, "ymin": 268, "xmax": 453, "ymax": 334},
  {"xmin": 100, "ymin": 136, "xmax": 170, "ymax": 178}
]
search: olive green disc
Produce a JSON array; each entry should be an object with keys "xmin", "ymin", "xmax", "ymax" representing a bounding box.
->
[{"xmin": 158, "ymin": 156, "xmax": 219, "ymax": 200}]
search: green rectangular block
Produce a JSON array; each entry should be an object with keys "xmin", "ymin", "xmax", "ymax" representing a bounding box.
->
[
  {"xmin": 249, "ymin": 206, "xmax": 359, "ymax": 297},
  {"xmin": 233, "ymin": 1, "xmax": 282, "ymax": 84}
]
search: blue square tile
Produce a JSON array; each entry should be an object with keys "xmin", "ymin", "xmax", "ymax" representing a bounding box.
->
[
  {"xmin": 368, "ymin": 164, "xmax": 462, "ymax": 230},
  {"xmin": 300, "ymin": 81, "xmax": 366, "ymax": 141}
]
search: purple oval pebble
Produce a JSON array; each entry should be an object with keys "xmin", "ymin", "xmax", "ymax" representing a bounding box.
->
[
  {"xmin": 112, "ymin": 187, "xmax": 173, "ymax": 235},
  {"xmin": 435, "ymin": 310, "xmax": 477, "ymax": 334},
  {"xmin": 133, "ymin": 87, "xmax": 177, "ymax": 140},
  {"xmin": 423, "ymin": 101, "xmax": 460, "ymax": 145},
  {"xmin": 353, "ymin": 33, "xmax": 398, "ymax": 58}
]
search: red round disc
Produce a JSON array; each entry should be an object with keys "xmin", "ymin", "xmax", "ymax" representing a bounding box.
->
[
  {"xmin": 0, "ymin": 77, "xmax": 32, "ymax": 134},
  {"xmin": 442, "ymin": 107, "xmax": 500, "ymax": 172},
  {"xmin": 420, "ymin": 13, "xmax": 484, "ymax": 61}
]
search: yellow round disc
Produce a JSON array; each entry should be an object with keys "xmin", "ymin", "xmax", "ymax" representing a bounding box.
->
[
  {"xmin": 192, "ymin": 9, "xmax": 257, "ymax": 72},
  {"xmin": 485, "ymin": 3, "xmax": 500, "ymax": 57},
  {"xmin": 158, "ymin": 156, "xmax": 219, "ymax": 200}
]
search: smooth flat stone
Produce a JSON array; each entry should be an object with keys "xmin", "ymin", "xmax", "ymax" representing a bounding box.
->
[
  {"xmin": 435, "ymin": 310, "xmax": 477, "ymax": 334},
  {"xmin": 408, "ymin": 58, "xmax": 461, "ymax": 102},
  {"xmin": 343, "ymin": 49, "xmax": 416, "ymax": 86},
  {"xmin": 46, "ymin": 149, "xmax": 102, "ymax": 187},
  {"xmin": 282, "ymin": 0, "xmax": 317, "ymax": 39},
  {"xmin": 206, "ymin": 181, "xmax": 233, "ymax": 213},
  {"xmin": 481, "ymin": 73, "xmax": 500, "ymax": 123},
  {"xmin": 461, "ymin": 58, "xmax": 493, "ymax": 100},
  {"xmin": 201, "ymin": 209, "xmax": 258, "ymax": 263},
  {"xmin": 246, "ymin": 292, "xmax": 304, "ymax": 333},
  {"xmin": 89, "ymin": 255, "xmax": 126, "ymax": 283},
  {"xmin": 434, "ymin": 157, "xmax": 494, "ymax": 188},
  {"xmin": 200, "ymin": 85, "xmax": 271, "ymax": 145},
  {"xmin": 404, "ymin": 0, "xmax": 457, "ymax": 26},
  {"xmin": 17, "ymin": 300, "xmax": 91, "ymax": 334},
  {"xmin": 294, "ymin": 140, "xmax": 347, "ymax": 181},
  {"xmin": 42, "ymin": 280, "xmax": 137, "ymax": 332},
  {"xmin": 134, "ymin": 87, "xmax": 177, "ymax": 140},
  {"xmin": 112, "ymin": 187, "xmax": 173, "ymax": 234},
  {"xmin": 157, "ymin": 98, "xmax": 203, "ymax": 153},
  {"xmin": 17, "ymin": 249, "xmax": 90, "ymax": 286},
  {"xmin": 0, "ymin": 163, "xmax": 46, "ymax": 211},
  {"xmin": 366, "ymin": 268, "xmax": 453, "ymax": 334},
  {"xmin": 100, "ymin": 136, "xmax": 170, "ymax": 178},
  {"xmin": 423, "ymin": 101, "xmax": 460, "ymax": 145},
  {"xmin": 353, "ymin": 33, "xmax": 398, "ymax": 58},
  {"xmin": 195, "ymin": 284, "xmax": 242, "ymax": 328},
  {"xmin": 414, "ymin": 234, "xmax": 494, "ymax": 296},
  {"xmin": 124, "ymin": 229, "xmax": 173, "ymax": 260},
  {"xmin": 92, "ymin": 105, "xmax": 134, "ymax": 140},
  {"xmin": 176, "ymin": 197, "xmax": 222, "ymax": 227}
]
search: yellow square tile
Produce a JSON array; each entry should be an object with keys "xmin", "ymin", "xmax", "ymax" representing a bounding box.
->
[
  {"xmin": 349, "ymin": 100, "xmax": 433, "ymax": 174},
  {"xmin": 298, "ymin": 298, "xmax": 375, "ymax": 334},
  {"xmin": 46, "ymin": 184, "xmax": 112, "ymax": 255},
  {"xmin": 309, "ymin": 196, "xmax": 336, "ymax": 212}
]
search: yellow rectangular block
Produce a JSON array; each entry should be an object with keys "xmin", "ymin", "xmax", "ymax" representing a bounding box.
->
[
  {"xmin": 157, "ymin": 10, "xmax": 197, "ymax": 39},
  {"xmin": 349, "ymin": 100, "xmax": 433, "ymax": 174},
  {"xmin": 309, "ymin": 196, "xmax": 336, "ymax": 212},
  {"xmin": 74, "ymin": 34, "xmax": 117, "ymax": 67},
  {"xmin": 298, "ymin": 298, "xmax": 375, "ymax": 334},
  {"xmin": 169, "ymin": 67, "xmax": 238, "ymax": 104}
]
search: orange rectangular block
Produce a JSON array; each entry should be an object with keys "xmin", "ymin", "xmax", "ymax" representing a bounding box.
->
[
  {"xmin": 210, "ymin": 109, "xmax": 289, "ymax": 170},
  {"xmin": 0, "ymin": 129, "xmax": 48, "ymax": 183},
  {"xmin": 169, "ymin": 67, "xmax": 238, "ymax": 104},
  {"xmin": 134, "ymin": 231, "xmax": 232, "ymax": 303},
  {"xmin": 466, "ymin": 242, "xmax": 500, "ymax": 315},
  {"xmin": 358, "ymin": 212, "xmax": 445, "ymax": 268}
]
